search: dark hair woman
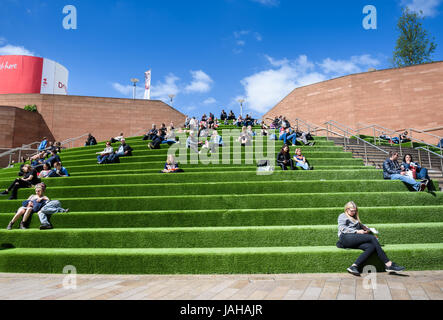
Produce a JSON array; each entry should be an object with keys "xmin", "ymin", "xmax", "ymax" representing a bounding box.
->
[{"xmin": 277, "ymin": 145, "xmax": 295, "ymax": 170}]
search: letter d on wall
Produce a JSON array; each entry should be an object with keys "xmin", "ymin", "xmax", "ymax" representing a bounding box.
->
[
  {"xmin": 362, "ymin": 5, "xmax": 377, "ymax": 30},
  {"xmin": 63, "ymin": 5, "xmax": 77, "ymax": 30}
]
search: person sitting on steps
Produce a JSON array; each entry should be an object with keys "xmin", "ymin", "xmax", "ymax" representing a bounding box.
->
[
  {"xmin": 37, "ymin": 163, "xmax": 53, "ymax": 179},
  {"xmin": 383, "ymin": 151, "xmax": 426, "ymax": 192},
  {"xmin": 160, "ymin": 154, "xmax": 184, "ymax": 173},
  {"xmin": 107, "ymin": 139, "xmax": 133, "ymax": 162},
  {"xmin": 84, "ymin": 133, "xmax": 97, "ymax": 146},
  {"xmin": 149, "ymin": 131, "xmax": 165, "ymax": 149},
  {"xmin": 38, "ymin": 200, "xmax": 70, "ymax": 230},
  {"xmin": 49, "ymin": 162, "xmax": 70, "ymax": 177},
  {"xmin": 6, "ymin": 183, "xmax": 49, "ymax": 230},
  {"xmin": 110, "ymin": 133, "xmax": 124, "ymax": 144},
  {"xmin": 1, "ymin": 164, "xmax": 40, "ymax": 200},
  {"xmin": 294, "ymin": 148, "xmax": 313, "ymax": 170},
  {"xmin": 337, "ymin": 201, "xmax": 405, "ymax": 276},
  {"xmin": 97, "ymin": 141, "xmax": 114, "ymax": 164},
  {"xmin": 144, "ymin": 125, "xmax": 158, "ymax": 141},
  {"xmin": 277, "ymin": 145, "xmax": 295, "ymax": 170},
  {"xmin": 402, "ymin": 153, "xmax": 433, "ymax": 191}
]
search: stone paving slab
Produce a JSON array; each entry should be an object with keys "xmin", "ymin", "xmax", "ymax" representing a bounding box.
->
[{"xmin": 0, "ymin": 271, "xmax": 442, "ymax": 300}]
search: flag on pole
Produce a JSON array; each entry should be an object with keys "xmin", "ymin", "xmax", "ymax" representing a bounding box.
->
[{"xmin": 144, "ymin": 70, "xmax": 151, "ymax": 100}]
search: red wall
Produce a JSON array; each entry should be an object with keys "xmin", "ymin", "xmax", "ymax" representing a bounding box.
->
[{"xmin": 0, "ymin": 56, "xmax": 43, "ymax": 94}]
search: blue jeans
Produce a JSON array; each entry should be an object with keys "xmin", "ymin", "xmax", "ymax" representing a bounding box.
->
[
  {"xmin": 285, "ymin": 133, "xmax": 297, "ymax": 145},
  {"xmin": 296, "ymin": 162, "xmax": 310, "ymax": 170},
  {"xmin": 279, "ymin": 133, "xmax": 287, "ymax": 142},
  {"xmin": 416, "ymin": 168, "xmax": 429, "ymax": 180},
  {"xmin": 107, "ymin": 151, "xmax": 125, "ymax": 162},
  {"xmin": 97, "ymin": 155, "xmax": 111, "ymax": 163},
  {"xmin": 390, "ymin": 174, "xmax": 421, "ymax": 191}
]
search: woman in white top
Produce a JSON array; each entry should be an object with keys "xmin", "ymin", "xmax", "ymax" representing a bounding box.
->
[{"xmin": 97, "ymin": 141, "xmax": 114, "ymax": 164}]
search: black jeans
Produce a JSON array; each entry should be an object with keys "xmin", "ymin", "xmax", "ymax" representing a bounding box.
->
[
  {"xmin": 278, "ymin": 159, "xmax": 295, "ymax": 170},
  {"xmin": 340, "ymin": 233, "xmax": 390, "ymax": 267},
  {"xmin": 7, "ymin": 179, "xmax": 32, "ymax": 199}
]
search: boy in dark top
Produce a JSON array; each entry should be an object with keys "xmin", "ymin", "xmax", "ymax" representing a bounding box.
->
[
  {"xmin": 144, "ymin": 125, "xmax": 158, "ymax": 140},
  {"xmin": 107, "ymin": 139, "xmax": 134, "ymax": 163},
  {"xmin": 149, "ymin": 131, "xmax": 164, "ymax": 149},
  {"xmin": 85, "ymin": 134, "xmax": 97, "ymax": 146}
]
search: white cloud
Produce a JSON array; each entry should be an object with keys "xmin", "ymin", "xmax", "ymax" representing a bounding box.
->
[
  {"xmin": 318, "ymin": 55, "xmax": 380, "ymax": 75},
  {"xmin": 184, "ymin": 70, "xmax": 213, "ymax": 93},
  {"xmin": 203, "ymin": 97, "xmax": 217, "ymax": 105},
  {"xmin": 112, "ymin": 73, "xmax": 180, "ymax": 101},
  {"xmin": 151, "ymin": 73, "xmax": 180, "ymax": 100},
  {"xmin": 251, "ymin": 0, "xmax": 280, "ymax": 7},
  {"xmin": 238, "ymin": 54, "xmax": 380, "ymax": 114},
  {"xmin": 401, "ymin": 0, "xmax": 442, "ymax": 17},
  {"xmin": 0, "ymin": 44, "xmax": 35, "ymax": 56}
]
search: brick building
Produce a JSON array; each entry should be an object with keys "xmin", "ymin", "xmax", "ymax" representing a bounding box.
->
[
  {"xmin": 263, "ymin": 61, "xmax": 443, "ymax": 145},
  {"xmin": 0, "ymin": 94, "xmax": 186, "ymax": 149}
]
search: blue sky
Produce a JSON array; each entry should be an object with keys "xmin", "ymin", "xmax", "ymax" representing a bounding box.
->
[{"xmin": 1, "ymin": 0, "xmax": 442, "ymax": 119}]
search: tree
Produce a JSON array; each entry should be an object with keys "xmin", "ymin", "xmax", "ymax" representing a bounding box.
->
[{"xmin": 393, "ymin": 8, "xmax": 437, "ymax": 67}]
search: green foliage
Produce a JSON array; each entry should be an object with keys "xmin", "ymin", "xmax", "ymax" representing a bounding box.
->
[
  {"xmin": 23, "ymin": 104, "xmax": 37, "ymax": 112},
  {"xmin": 393, "ymin": 8, "xmax": 437, "ymax": 67}
]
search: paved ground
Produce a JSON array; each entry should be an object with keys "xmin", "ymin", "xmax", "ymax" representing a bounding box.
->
[{"xmin": 0, "ymin": 271, "xmax": 442, "ymax": 300}]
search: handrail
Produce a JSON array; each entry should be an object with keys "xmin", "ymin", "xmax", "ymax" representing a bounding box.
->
[
  {"xmin": 60, "ymin": 133, "xmax": 90, "ymax": 148},
  {"xmin": 415, "ymin": 147, "xmax": 443, "ymax": 174},
  {"xmin": 408, "ymin": 127, "xmax": 442, "ymax": 143},
  {"xmin": 325, "ymin": 121, "xmax": 389, "ymax": 154}
]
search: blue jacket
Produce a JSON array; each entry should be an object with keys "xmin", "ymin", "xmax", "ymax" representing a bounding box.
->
[
  {"xmin": 383, "ymin": 158, "xmax": 402, "ymax": 179},
  {"xmin": 38, "ymin": 140, "xmax": 48, "ymax": 151}
]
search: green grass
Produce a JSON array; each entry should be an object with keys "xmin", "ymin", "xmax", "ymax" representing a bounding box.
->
[
  {"xmin": 0, "ymin": 132, "xmax": 441, "ymax": 275},
  {"xmin": 0, "ymin": 244, "xmax": 441, "ymax": 274},
  {"xmin": 1, "ymin": 223, "xmax": 441, "ymax": 249}
]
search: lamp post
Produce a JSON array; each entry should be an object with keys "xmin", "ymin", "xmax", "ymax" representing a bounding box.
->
[
  {"xmin": 168, "ymin": 94, "xmax": 176, "ymax": 107},
  {"xmin": 131, "ymin": 78, "xmax": 139, "ymax": 100},
  {"xmin": 237, "ymin": 99, "xmax": 245, "ymax": 117}
]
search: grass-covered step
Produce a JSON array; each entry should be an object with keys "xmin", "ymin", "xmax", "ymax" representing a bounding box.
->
[
  {"xmin": 60, "ymin": 153, "xmax": 355, "ymax": 167},
  {"xmin": 68, "ymin": 166, "xmax": 376, "ymax": 177},
  {"xmin": 61, "ymin": 139, "xmax": 337, "ymax": 154},
  {"xmin": 17, "ymin": 180, "xmax": 434, "ymax": 199},
  {"xmin": 0, "ymin": 165, "xmax": 375, "ymax": 180},
  {"xmin": 1, "ymin": 206, "xmax": 442, "ymax": 229},
  {"xmin": 0, "ymin": 243, "xmax": 441, "ymax": 274},
  {"xmin": 65, "ymin": 158, "xmax": 366, "ymax": 174},
  {"xmin": 60, "ymin": 146, "xmax": 346, "ymax": 161},
  {"xmin": 35, "ymin": 170, "xmax": 386, "ymax": 187},
  {"xmin": 1, "ymin": 192, "xmax": 442, "ymax": 213},
  {"xmin": 1, "ymin": 223, "xmax": 442, "ymax": 249}
]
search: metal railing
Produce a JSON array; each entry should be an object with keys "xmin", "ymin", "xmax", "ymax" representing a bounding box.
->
[
  {"xmin": 60, "ymin": 133, "xmax": 90, "ymax": 149},
  {"xmin": 415, "ymin": 147, "xmax": 443, "ymax": 175},
  {"xmin": 322, "ymin": 121, "xmax": 388, "ymax": 166}
]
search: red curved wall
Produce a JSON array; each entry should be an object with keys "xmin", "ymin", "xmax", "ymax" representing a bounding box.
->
[
  {"xmin": 0, "ymin": 55, "xmax": 43, "ymax": 94},
  {"xmin": 263, "ymin": 62, "xmax": 443, "ymax": 144}
]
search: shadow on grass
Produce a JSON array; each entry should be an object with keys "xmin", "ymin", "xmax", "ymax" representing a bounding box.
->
[{"xmin": 0, "ymin": 243, "xmax": 15, "ymax": 250}]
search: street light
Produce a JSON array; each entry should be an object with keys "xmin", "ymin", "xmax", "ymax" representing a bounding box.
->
[
  {"xmin": 168, "ymin": 94, "xmax": 176, "ymax": 107},
  {"xmin": 237, "ymin": 99, "xmax": 245, "ymax": 117},
  {"xmin": 131, "ymin": 78, "xmax": 139, "ymax": 100}
]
